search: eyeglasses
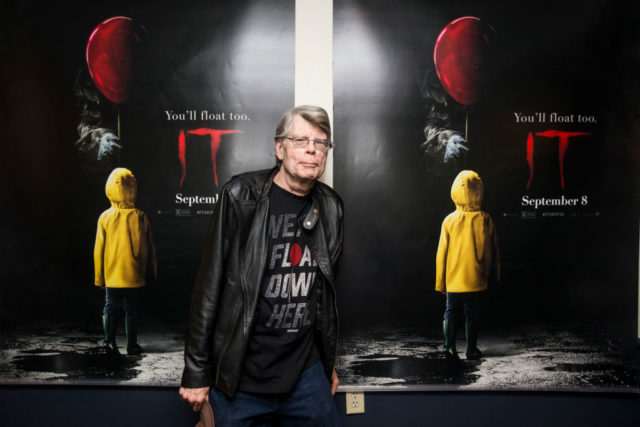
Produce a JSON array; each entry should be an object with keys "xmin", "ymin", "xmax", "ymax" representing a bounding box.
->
[{"xmin": 282, "ymin": 136, "xmax": 334, "ymax": 151}]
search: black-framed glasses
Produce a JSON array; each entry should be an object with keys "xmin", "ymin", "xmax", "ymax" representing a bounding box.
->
[{"xmin": 283, "ymin": 136, "xmax": 334, "ymax": 151}]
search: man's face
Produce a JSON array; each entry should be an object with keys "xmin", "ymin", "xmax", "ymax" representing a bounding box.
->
[{"xmin": 275, "ymin": 115, "xmax": 328, "ymax": 184}]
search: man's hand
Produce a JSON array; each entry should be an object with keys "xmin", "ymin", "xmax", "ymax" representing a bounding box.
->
[
  {"xmin": 330, "ymin": 369, "xmax": 339, "ymax": 396},
  {"xmin": 179, "ymin": 386, "xmax": 210, "ymax": 412}
]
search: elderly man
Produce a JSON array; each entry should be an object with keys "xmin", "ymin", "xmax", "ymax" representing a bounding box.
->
[{"xmin": 179, "ymin": 105, "xmax": 343, "ymax": 426}]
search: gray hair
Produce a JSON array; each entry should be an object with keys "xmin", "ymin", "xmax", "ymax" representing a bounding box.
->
[{"xmin": 274, "ymin": 105, "xmax": 332, "ymax": 142}]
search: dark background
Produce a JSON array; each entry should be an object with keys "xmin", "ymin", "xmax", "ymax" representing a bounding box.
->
[
  {"xmin": 0, "ymin": 0, "xmax": 294, "ymax": 333},
  {"xmin": 334, "ymin": 0, "xmax": 640, "ymax": 333}
]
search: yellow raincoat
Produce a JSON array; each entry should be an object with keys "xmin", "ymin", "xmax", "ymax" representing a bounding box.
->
[
  {"xmin": 435, "ymin": 170, "xmax": 499, "ymax": 293},
  {"xmin": 94, "ymin": 168, "xmax": 157, "ymax": 288}
]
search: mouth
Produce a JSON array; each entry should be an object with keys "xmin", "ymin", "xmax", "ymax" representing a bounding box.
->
[{"xmin": 300, "ymin": 162, "xmax": 318, "ymax": 168}]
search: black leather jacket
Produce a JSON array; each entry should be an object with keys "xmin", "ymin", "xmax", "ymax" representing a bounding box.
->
[{"xmin": 181, "ymin": 168, "xmax": 344, "ymax": 397}]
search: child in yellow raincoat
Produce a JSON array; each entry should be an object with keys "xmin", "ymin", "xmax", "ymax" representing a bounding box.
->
[
  {"xmin": 94, "ymin": 168, "xmax": 157, "ymax": 355},
  {"xmin": 435, "ymin": 170, "xmax": 499, "ymax": 361}
]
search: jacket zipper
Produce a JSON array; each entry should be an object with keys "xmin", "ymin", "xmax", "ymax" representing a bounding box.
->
[
  {"xmin": 300, "ymin": 216, "xmax": 342, "ymax": 376},
  {"xmin": 314, "ymin": 235, "xmax": 340, "ymax": 374}
]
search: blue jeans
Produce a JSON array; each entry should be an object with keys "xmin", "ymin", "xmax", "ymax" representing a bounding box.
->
[
  {"xmin": 211, "ymin": 361, "xmax": 340, "ymax": 426},
  {"xmin": 444, "ymin": 292, "xmax": 482, "ymax": 322},
  {"xmin": 103, "ymin": 288, "xmax": 140, "ymax": 320}
]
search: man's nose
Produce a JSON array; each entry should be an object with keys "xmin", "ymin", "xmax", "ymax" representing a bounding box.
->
[{"xmin": 305, "ymin": 140, "xmax": 317, "ymax": 153}]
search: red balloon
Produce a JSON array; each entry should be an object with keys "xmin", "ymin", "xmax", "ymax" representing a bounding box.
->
[
  {"xmin": 434, "ymin": 17, "xmax": 496, "ymax": 106},
  {"xmin": 86, "ymin": 17, "xmax": 145, "ymax": 104}
]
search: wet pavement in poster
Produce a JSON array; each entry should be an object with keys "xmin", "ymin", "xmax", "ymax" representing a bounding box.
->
[
  {"xmin": 0, "ymin": 323, "xmax": 637, "ymax": 391},
  {"xmin": 336, "ymin": 325, "xmax": 639, "ymax": 391},
  {"xmin": 0, "ymin": 326, "xmax": 184, "ymax": 385}
]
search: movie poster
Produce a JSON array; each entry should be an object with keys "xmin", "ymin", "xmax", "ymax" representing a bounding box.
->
[
  {"xmin": 0, "ymin": 0, "xmax": 294, "ymax": 385},
  {"xmin": 333, "ymin": 0, "xmax": 640, "ymax": 390},
  {"xmin": 1, "ymin": 0, "xmax": 638, "ymax": 393}
]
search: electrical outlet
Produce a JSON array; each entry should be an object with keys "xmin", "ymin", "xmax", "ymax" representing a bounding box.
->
[{"xmin": 345, "ymin": 391, "xmax": 365, "ymax": 414}]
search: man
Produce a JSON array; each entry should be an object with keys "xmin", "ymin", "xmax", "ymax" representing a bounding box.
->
[{"xmin": 179, "ymin": 105, "xmax": 343, "ymax": 426}]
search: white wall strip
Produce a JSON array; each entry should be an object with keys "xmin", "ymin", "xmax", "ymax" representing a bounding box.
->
[{"xmin": 295, "ymin": 0, "xmax": 334, "ymax": 187}]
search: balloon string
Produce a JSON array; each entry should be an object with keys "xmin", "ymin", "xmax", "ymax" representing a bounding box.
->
[
  {"xmin": 465, "ymin": 109, "xmax": 468, "ymax": 141},
  {"xmin": 117, "ymin": 109, "xmax": 121, "ymax": 166},
  {"xmin": 464, "ymin": 109, "xmax": 469, "ymax": 169}
]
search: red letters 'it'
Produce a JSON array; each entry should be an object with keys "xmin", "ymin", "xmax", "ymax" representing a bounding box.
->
[
  {"xmin": 526, "ymin": 130, "xmax": 590, "ymax": 190},
  {"xmin": 178, "ymin": 128, "xmax": 243, "ymax": 188}
]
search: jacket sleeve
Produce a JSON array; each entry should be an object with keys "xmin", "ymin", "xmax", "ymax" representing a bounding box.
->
[
  {"xmin": 435, "ymin": 220, "xmax": 449, "ymax": 292},
  {"xmin": 181, "ymin": 186, "xmax": 237, "ymax": 388},
  {"xmin": 93, "ymin": 214, "xmax": 106, "ymax": 287}
]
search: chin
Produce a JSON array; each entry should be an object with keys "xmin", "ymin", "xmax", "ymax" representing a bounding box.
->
[
  {"xmin": 297, "ymin": 174, "xmax": 319, "ymax": 182},
  {"xmin": 296, "ymin": 168, "xmax": 322, "ymax": 181}
]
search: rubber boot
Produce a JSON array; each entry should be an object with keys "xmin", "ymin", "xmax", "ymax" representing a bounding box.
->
[
  {"xmin": 465, "ymin": 318, "xmax": 482, "ymax": 360},
  {"xmin": 443, "ymin": 318, "xmax": 460, "ymax": 362},
  {"xmin": 102, "ymin": 313, "xmax": 120, "ymax": 355},
  {"xmin": 125, "ymin": 315, "xmax": 143, "ymax": 355}
]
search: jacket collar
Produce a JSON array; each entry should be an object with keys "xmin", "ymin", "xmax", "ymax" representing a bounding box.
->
[{"xmin": 253, "ymin": 167, "xmax": 278, "ymax": 200}]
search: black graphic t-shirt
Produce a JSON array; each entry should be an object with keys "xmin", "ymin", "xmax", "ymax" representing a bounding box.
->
[{"xmin": 237, "ymin": 183, "xmax": 320, "ymax": 394}]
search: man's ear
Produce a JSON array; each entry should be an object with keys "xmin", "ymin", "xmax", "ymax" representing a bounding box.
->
[{"xmin": 275, "ymin": 139, "xmax": 284, "ymax": 161}]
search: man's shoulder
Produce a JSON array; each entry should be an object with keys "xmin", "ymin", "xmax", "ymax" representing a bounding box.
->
[
  {"xmin": 223, "ymin": 168, "xmax": 274, "ymax": 200},
  {"xmin": 313, "ymin": 181, "xmax": 342, "ymax": 201},
  {"xmin": 312, "ymin": 181, "xmax": 344, "ymax": 213},
  {"xmin": 231, "ymin": 168, "xmax": 273, "ymax": 181}
]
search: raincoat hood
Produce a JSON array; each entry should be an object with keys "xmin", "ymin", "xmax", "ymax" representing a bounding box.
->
[
  {"xmin": 105, "ymin": 168, "xmax": 137, "ymax": 209},
  {"xmin": 451, "ymin": 170, "xmax": 483, "ymax": 212}
]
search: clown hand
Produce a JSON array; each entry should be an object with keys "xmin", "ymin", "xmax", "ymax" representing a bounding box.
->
[
  {"xmin": 444, "ymin": 134, "xmax": 469, "ymax": 162},
  {"xmin": 97, "ymin": 132, "xmax": 122, "ymax": 160}
]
